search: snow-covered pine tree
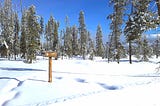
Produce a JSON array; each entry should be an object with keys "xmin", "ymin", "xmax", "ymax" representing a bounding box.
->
[
  {"xmin": 13, "ymin": 12, "xmax": 19, "ymax": 60},
  {"xmin": 63, "ymin": 16, "xmax": 72, "ymax": 58},
  {"xmin": 88, "ymin": 37, "xmax": 95, "ymax": 60},
  {"xmin": 154, "ymin": 35, "xmax": 160, "ymax": 58},
  {"xmin": 79, "ymin": 11, "xmax": 87, "ymax": 59},
  {"xmin": 58, "ymin": 30, "xmax": 64, "ymax": 59},
  {"xmin": 26, "ymin": 5, "xmax": 41, "ymax": 63},
  {"xmin": 96, "ymin": 24, "xmax": 104, "ymax": 57},
  {"xmin": 155, "ymin": 0, "xmax": 160, "ymax": 58},
  {"xmin": 45, "ymin": 15, "xmax": 55, "ymax": 51},
  {"xmin": 40, "ymin": 16, "xmax": 44, "ymax": 36},
  {"xmin": 64, "ymin": 26, "xmax": 72, "ymax": 58},
  {"xmin": 0, "ymin": 2, "xmax": 2, "ymax": 35},
  {"xmin": 124, "ymin": 0, "xmax": 153, "ymax": 63},
  {"xmin": 108, "ymin": 0, "xmax": 127, "ymax": 63},
  {"xmin": 141, "ymin": 35, "xmax": 153, "ymax": 61},
  {"xmin": 20, "ymin": 10, "xmax": 27, "ymax": 59},
  {"xmin": 53, "ymin": 22, "xmax": 59, "ymax": 51},
  {"xmin": 72, "ymin": 25, "xmax": 79, "ymax": 56},
  {"xmin": 39, "ymin": 16, "xmax": 44, "ymax": 52},
  {"xmin": 1, "ymin": 0, "xmax": 14, "ymax": 59}
]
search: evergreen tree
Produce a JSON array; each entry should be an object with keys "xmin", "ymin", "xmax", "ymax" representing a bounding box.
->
[
  {"xmin": 141, "ymin": 35, "xmax": 152, "ymax": 61},
  {"xmin": 44, "ymin": 23, "xmax": 49, "ymax": 50},
  {"xmin": 124, "ymin": 0, "xmax": 153, "ymax": 63},
  {"xmin": 108, "ymin": 0, "xmax": 127, "ymax": 63},
  {"xmin": 154, "ymin": 35, "xmax": 160, "ymax": 58},
  {"xmin": 1, "ymin": 0, "xmax": 14, "ymax": 59},
  {"xmin": 155, "ymin": 0, "xmax": 160, "ymax": 58},
  {"xmin": 13, "ymin": 12, "xmax": 19, "ymax": 60},
  {"xmin": 45, "ymin": 15, "xmax": 58, "ymax": 51},
  {"xmin": 0, "ymin": 2, "xmax": 2, "ymax": 34},
  {"xmin": 26, "ymin": 5, "xmax": 40, "ymax": 63},
  {"xmin": 63, "ymin": 16, "xmax": 72, "ymax": 58},
  {"xmin": 53, "ymin": 22, "xmax": 59, "ymax": 51},
  {"xmin": 72, "ymin": 25, "xmax": 79, "ymax": 56},
  {"xmin": 39, "ymin": 16, "xmax": 44, "ymax": 52},
  {"xmin": 96, "ymin": 24, "xmax": 104, "ymax": 57},
  {"xmin": 88, "ymin": 32, "xmax": 95, "ymax": 60},
  {"xmin": 40, "ymin": 16, "xmax": 44, "ymax": 35},
  {"xmin": 79, "ymin": 11, "xmax": 87, "ymax": 59},
  {"xmin": 20, "ymin": 10, "xmax": 27, "ymax": 59},
  {"xmin": 64, "ymin": 26, "xmax": 72, "ymax": 58}
]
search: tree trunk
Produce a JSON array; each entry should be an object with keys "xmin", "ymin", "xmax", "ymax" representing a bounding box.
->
[
  {"xmin": 156, "ymin": 39, "xmax": 159, "ymax": 58},
  {"xmin": 129, "ymin": 41, "xmax": 132, "ymax": 64}
]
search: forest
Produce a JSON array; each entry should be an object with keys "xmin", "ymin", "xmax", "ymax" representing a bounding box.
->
[{"xmin": 0, "ymin": 0, "xmax": 160, "ymax": 63}]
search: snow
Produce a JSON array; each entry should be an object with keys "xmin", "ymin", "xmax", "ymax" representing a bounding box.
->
[
  {"xmin": 149, "ymin": 34, "xmax": 160, "ymax": 37},
  {"xmin": 0, "ymin": 56, "xmax": 160, "ymax": 106}
]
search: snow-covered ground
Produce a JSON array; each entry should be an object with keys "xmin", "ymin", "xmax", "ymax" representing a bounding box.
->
[{"xmin": 0, "ymin": 56, "xmax": 160, "ymax": 106}]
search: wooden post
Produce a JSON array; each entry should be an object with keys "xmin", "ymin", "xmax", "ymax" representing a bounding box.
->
[
  {"xmin": 48, "ymin": 57, "xmax": 52, "ymax": 82},
  {"xmin": 44, "ymin": 52, "xmax": 57, "ymax": 83}
]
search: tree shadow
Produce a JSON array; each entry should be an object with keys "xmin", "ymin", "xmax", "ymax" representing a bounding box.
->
[
  {"xmin": 0, "ymin": 67, "xmax": 46, "ymax": 72},
  {"xmin": 28, "ymin": 78, "xmax": 47, "ymax": 82},
  {"xmin": 2, "ymin": 92, "xmax": 21, "ymax": 106},
  {"xmin": 128, "ymin": 75, "xmax": 160, "ymax": 77},
  {"xmin": 0, "ymin": 77, "xmax": 25, "ymax": 91},
  {"xmin": 0, "ymin": 77, "xmax": 20, "ymax": 82},
  {"xmin": 75, "ymin": 78, "xmax": 88, "ymax": 83},
  {"xmin": 55, "ymin": 77, "xmax": 63, "ymax": 80},
  {"xmin": 119, "ymin": 59, "xmax": 139, "ymax": 63},
  {"xmin": 97, "ymin": 83, "xmax": 120, "ymax": 90}
]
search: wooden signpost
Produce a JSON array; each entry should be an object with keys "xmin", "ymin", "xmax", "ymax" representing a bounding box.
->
[{"xmin": 44, "ymin": 52, "xmax": 57, "ymax": 83}]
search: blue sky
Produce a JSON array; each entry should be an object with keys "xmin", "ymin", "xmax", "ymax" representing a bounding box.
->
[{"xmin": 13, "ymin": 0, "xmax": 112, "ymax": 40}]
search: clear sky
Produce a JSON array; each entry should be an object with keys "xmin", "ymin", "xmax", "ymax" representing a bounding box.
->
[{"xmin": 13, "ymin": 0, "xmax": 112, "ymax": 40}]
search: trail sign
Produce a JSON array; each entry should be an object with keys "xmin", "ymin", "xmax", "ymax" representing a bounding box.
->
[{"xmin": 44, "ymin": 52, "xmax": 57, "ymax": 83}]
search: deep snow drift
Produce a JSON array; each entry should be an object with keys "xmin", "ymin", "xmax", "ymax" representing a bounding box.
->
[{"xmin": 0, "ymin": 56, "xmax": 160, "ymax": 106}]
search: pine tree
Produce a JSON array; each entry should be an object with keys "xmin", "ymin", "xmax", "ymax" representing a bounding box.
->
[
  {"xmin": 88, "ymin": 32, "xmax": 95, "ymax": 60},
  {"xmin": 108, "ymin": 0, "xmax": 127, "ymax": 63},
  {"xmin": 0, "ymin": 2, "xmax": 2, "ymax": 34},
  {"xmin": 124, "ymin": 0, "xmax": 153, "ymax": 63},
  {"xmin": 141, "ymin": 35, "xmax": 152, "ymax": 61},
  {"xmin": 72, "ymin": 25, "xmax": 79, "ymax": 56},
  {"xmin": 53, "ymin": 22, "xmax": 59, "ymax": 51},
  {"xmin": 1, "ymin": 0, "xmax": 14, "ymax": 59},
  {"xmin": 39, "ymin": 16, "xmax": 44, "ymax": 52},
  {"xmin": 65, "ymin": 26, "xmax": 72, "ymax": 58},
  {"xmin": 96, "ymin": 24, "xmax": 104, "ymax": 57},
  {"xmin": 79, "ymin": 11, "xmax": 87, "ymax": 59},
  {"xmin": 45, "ymin": 15, "xmax": 58, "ymax": 51},
  {"xmin": 63, "ymin": 16, "xmax": 71, "ymax": 58},
  {"xmin": 13, "ymin": 12, "xmax": 19, "ymax": 60},
  {"xmin": 155, "ymin": 0, "xmax": 160, "ymax": 58},
  {"xmin": 26, "ymin": 5, "xmax": 40, "ymax": 63},
  {"xmin": 40, "ymin": 16, "xmax": 44, "ymax": 35},
  {"xmin": 44, "ymin": 23, "xmax": 49, "ymax": 50},
  {"xmin": 58, "ymin": 30, "xmax": 63, "ymax": 58},
  {"xmin": 154, "ymin": 35, "xmax": 160, "ymax": 58},
  {"xmin": 20, "ymin": 10, "xmax": 27, "ymax": 59}
]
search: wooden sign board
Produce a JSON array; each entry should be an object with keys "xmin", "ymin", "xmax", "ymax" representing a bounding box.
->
[{"xmin": 45, "ymin": 52, "xmax": 57, "ymax": 58}]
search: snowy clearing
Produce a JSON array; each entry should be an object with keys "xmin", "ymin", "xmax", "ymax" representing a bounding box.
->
[{"xmin": 0, "ymin": 57, "xmax": 160, "ymax": 106}]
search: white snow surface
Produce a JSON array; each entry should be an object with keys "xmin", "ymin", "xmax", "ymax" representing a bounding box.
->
[{"xmin": 0, "ymin": 56, "xmax": 160, "ymax": 106}]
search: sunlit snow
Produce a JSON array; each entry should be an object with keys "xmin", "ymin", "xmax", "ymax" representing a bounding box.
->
[{"xmin": 0, "ymin": 56, "xmax": 160, "ymax": 106}]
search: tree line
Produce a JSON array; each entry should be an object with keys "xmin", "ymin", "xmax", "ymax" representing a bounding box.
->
[{"xmin": 0, "ymin": 0, "xmax": 160, "ymax": 63}]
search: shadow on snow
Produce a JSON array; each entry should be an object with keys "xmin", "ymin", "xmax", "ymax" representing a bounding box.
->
[
  {"xmin": 97, "ymin": 83, "xmax": 121, "ymax": 90},
  {"xmin": 0, "ymin": 67, "xmax": 46, "ymax": 72}
]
